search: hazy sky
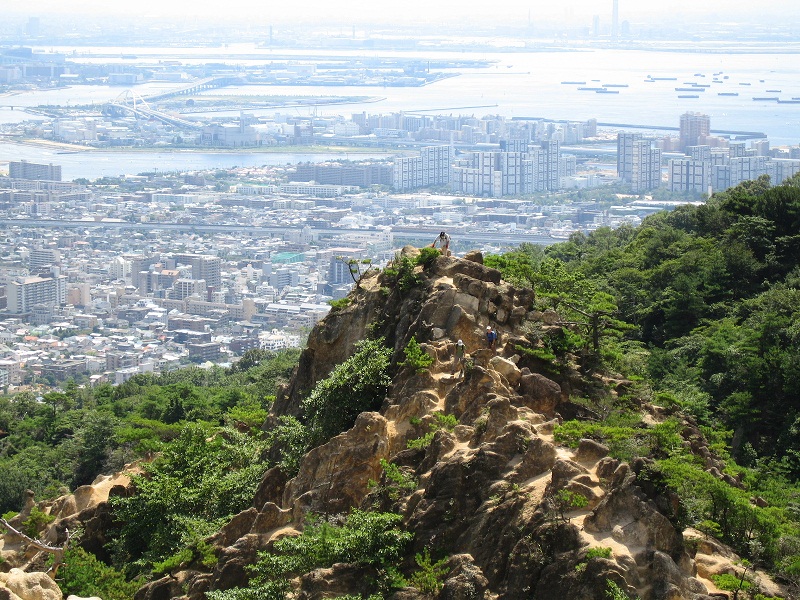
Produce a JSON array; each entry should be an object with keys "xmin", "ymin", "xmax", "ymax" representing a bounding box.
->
[{"xmin": 5, "ymin": 0, "xmax": 800, "ymax": 26}]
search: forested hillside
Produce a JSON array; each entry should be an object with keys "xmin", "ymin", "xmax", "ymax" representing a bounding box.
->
[{"xmin": 487, "ymin": 173, "xmax": 800, "ymax": 472}]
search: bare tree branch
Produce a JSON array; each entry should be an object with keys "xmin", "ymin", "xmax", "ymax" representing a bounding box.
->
[{"xmin": 0, "ymin": 517, "xmax": 72, "ymax": 577}]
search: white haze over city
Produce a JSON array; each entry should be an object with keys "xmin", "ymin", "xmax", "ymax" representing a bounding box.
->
[{"xmin": 5, "ymin": 0, "xmax": 800, "ymax": 27}]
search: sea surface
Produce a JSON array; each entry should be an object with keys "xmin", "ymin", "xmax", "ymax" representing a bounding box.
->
[
  {"xmin": 0, "ymin": 144, "xmax": 390, "ymax": 180},
  {"xmin": 1, "ymin": 44, "xmax": 799, "ymax": 178}
]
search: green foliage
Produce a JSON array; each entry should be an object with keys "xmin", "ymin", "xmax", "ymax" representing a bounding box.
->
[
  {"xmin": 575, "ymin": 547, "xmax": 612, "ymax": 574},
  {"xmin": 209, "ymin": 510, "xmax": 413, "ymax": 600},
  {"xmin": 22, "ymin": 506, "xmax": 55, "ymax": 538},
  {"xmin": 409, "ymin": 548, "xmax": 449, "ymax": 594},
  {"xmin": 300, "ymin": 337, "xmax": 392, "ymax": 449},
  {"xmin": 109, "ymin": 423, "xmax": 269, "ymax": 576},
  {"xmin": 554, "ymin": 417, "xmax": 684, "ymax": 462},
  {"xmin": 654, "ymin": 459, "xmax": 784, "ymax": 566},
  {"xmin": 152, "ymin": 539, "xmax": 217, "ymax": 575},
  {"xmin": 384, "ymin": 254, "xmax": 422, "ymax": 292},
  {"xmin": 585, "ymin": 546, "xmax": 613, "ymax": 560},
  {"xmin": 416, "ymin": 246, "xmax": 441, "ymax": 269},
  {"xmin": 58, "ymin": 547, "xmax": 141, "ymax": 600},
  {"xmin": 407, "ymin": 412, "xmax": 458, "ymax": 449},
  {"xmin": 551, "ymin": 489, "xmax": 588, "ymax": 522},
  {"xmin": 710, "ymin": 573, "xmax": 752, "ymax": 593},
  {"xmin": 0, "ymin": 350, "xmax": 299, "ymax": 515},
  {"xmin": 399, "ymin": 336, "xmax": 434, "ymax": 373},
  {"xmin": 605, "ymin": 579, "xmax": 638, "ymax": 600},
  {"xmin": 328, "ymin": 297, "xmax": 352, "ymax": 310},
  {"xmin": 371, "ymin": 459, "xmax": 417, "ymax": 502},
  {"xmin": 485, "ymin": 243, "xmax": 545, "ymax": 288},
  {"xmin": 267, "ymin": 415, "xmax": 311, "ymax": 476}
]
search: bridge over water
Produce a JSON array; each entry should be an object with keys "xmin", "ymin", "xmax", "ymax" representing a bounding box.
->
[{"xmin": 104, "ymin": 75, "xmax": 244, "ymax": 130}]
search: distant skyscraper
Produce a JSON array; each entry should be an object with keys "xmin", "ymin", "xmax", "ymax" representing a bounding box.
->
[
  {"xmin": 618, "ymin": 133, "xmax": 661, "ymax": 192},
  {"xmin": 611, "ymin": 0, "xmax": 619, "ymax": 39},
  {"xmin": 617, "ymin": 132, "xmax": 642, "ymax": 183},
  {"xmin": 25, "ymin": 17, "xmax": 40, "ymax": 38},
  {"xmin": 679, "ymin": 112, "xmax": 711, "ymax": 152}
]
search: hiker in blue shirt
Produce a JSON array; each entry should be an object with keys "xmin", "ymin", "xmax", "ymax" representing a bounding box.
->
[{"xmin": 486, "ymin": 326, "xmax": 498, "ymax": 350}]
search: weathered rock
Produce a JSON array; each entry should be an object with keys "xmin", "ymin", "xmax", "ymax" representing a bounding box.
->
[
  {"xmin": 0, "ymin": 587, "xmax": 22, "ymax": 600},
  {"xmin": 518, "ymin": 371, "xmax": 562, "ymax": 416},
  {"xmin": 575, "ymin": 438, "xmax": 610, "ymax": 464},
  {"xmin": 584, "ymin": 472, "xmax": 684, "ymax": 559},
  {"xmin": 297, "ymin": 563, "xmax": 379, "ymax": 600},
  {"xmin": 434, "ymin": 256, "xmax": 501, "ymax": 285},
  {"xmin": 284, "ymin": 412, "xmax": 391, "ymax": 515},
  {"xmin": 463, "ymin": 250, "xmax": 484, "ymax": 264},
  {"xmin": 509, "ymin": 436, "xmax": 558, "ymax": 482},
  {"xmin": 0, "ymin": 569, "xmax": 61, "ymax": 600},
  {"xmin": 595, "ymin": 457, "xmax": 620, "ymax": 481},
  {"xmin": 548, "ymin": 459, "xmax": 589, "ymax": 492},
  {"xmin": 136, "ymin": 570, "xmax": 202, "ymax": 600},
  {"xmin": 440, "ymin": 554, "xmax": 489, "ymax": 600},
  {"xmin": 489, "ymin": 356, "xmax": 521, "ymax": 387}
]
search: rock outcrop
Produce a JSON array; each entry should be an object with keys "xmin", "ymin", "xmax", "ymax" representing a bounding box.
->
[
  {"xmin": 3, "ymin": 252, "xmax": 784, "ymax": 600},
  {"xmin": 151, "ymin": 252, "xmax": 733, "ymax": 600}
]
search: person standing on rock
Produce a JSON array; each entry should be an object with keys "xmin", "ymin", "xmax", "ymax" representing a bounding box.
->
[
  {"xmin": 486, "ymin": 326, "xmax": 497, "ymax": 350},
  {"xmin": 430, "ymin": 231, "xmax": 451, "ymax": 256},
  {"xmin": 452, "ymin": 339, "xmax": 466, "ymax": 375}
]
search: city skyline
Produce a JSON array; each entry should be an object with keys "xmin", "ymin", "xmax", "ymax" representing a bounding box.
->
[{"xmin": 5, "ymin": 0, "xmax": 800, "ymax": 27}]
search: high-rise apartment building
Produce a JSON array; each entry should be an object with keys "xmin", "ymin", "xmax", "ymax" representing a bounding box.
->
[
  {"xmin": 679, "ymin": 112, "xmax": 710, "ymax": 152},
  {"xmin": 540, "ymin": 140, "xmax": 561, "ymax": 192},
  {"xmin": 9, "ymin": 160, "xmax": 62, "ymax": 182},
  {"xmin": 392, "ymin": 146, "xmax": 452, "ymax": 192},
  {"xmin": 630, "ymin": 141, "xmax": 662, "ymax": 192},
  {"xmin": 617, "ymin": 133, "xmax": 641, "ymax": 184},
  {"xmin": 7, "ymin": 274, "xmax": 67, "ymax": 314},
  {"xmin": 173, "ymin": 254, "xmax": 222, "ymax": 290},
  {"xmin": 669, "ymin": 158, "xmax": 709, "ymax": 193}
]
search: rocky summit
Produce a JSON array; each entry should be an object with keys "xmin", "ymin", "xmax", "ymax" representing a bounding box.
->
[{"xmin": 0, "ymin": 248, "xmax": 787, "ymax": 600}]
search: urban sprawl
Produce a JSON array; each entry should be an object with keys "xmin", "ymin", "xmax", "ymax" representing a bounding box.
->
[{"xmin": 2, "ymin": 43, "xmax": 800, "ymax": 391}]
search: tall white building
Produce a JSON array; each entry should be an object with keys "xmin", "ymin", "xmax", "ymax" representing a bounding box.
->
[
  {"xmin": 669, "ymin": 158, "xmax": 709, "ymax": 193},
  {"xmin": 7, "ymin": 274, "xmax": 67, "ymax": 314}
]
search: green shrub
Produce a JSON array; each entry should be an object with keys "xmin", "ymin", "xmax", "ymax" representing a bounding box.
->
[
  {"xmin": 377, "ymin": 459, "xmax": 417, "ymax": 500},
  {"xmin": 710, "ymin": 573, "xmax": 752, "ymax": 593},
  {"xmin": 551, "ymin": 489, "xmax": 588, "ymax": 522},
  {"xmin": 152, "ymin": 539, "xmax": 217, "ymax": 576},
  {"xmin": 575, "ymin": 547, "xmax": 612, "ymax": 573},
  {"xmin": 267, "ymin": 415, "xmax": 311, "ymax": 476},
  {"xmin": 328, "ymin": 297, "xmax": 352, "ymax": 310},
  {"xmin": 554, "ymin": 417, "xmax": 685, "ymax": 463},
  {"xmin": 384, "ymin": 255, "xmax": 422, "ymax": 292},
  {"xmin": 208, "ymin": 510, "xmax": 412, "ymax": 600},
  {"xmin": 416, "ymin": 247, "xmax": 441, "ymax": 269},
  {"xmin": 407, "ymin": 412, "xmax": 458, "ymax": 449},
  {"xmin": 22, "ymin": 506, "xmax": 55, "ymax": 538},
  {"xmin": 605, "ymin": 579, "xmax": 638, "ymax": 600},
  {"xmin": 301, "ymin": 338, "xmax": 392, "ymax": 448},
  {"xmin": 585, "ymin": 547, "xmax": 613, "ymax": 560},
  {"xmin": 409, "ymin": 548, "xmax": 449, "ymax": 594},
  {"xmin": 399, "ymin": 336, "xmax": 434, "ymax": 373},
  {"xmin": 109, "ymin": 424, "xmax": 269, "ymax": 577},
  {"xmin": 58, "ymin": 547, "xmax": 141, "ymax": 600}
]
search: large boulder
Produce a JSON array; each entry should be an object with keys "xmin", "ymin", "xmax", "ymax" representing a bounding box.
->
[
  {"xmin": 0, "ymin": 569, "xmax": 61, "ymax": 600},
  {"xmin": 283, "ymin": 412, "xmax": 391, "ymax": 515}
]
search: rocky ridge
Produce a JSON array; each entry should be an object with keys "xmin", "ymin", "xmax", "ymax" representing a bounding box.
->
[{"xmin": 0, "ymin": 249, "xmax": 786, "ymax": 600}]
